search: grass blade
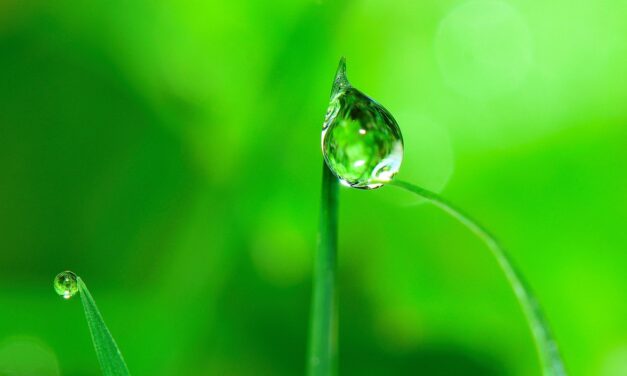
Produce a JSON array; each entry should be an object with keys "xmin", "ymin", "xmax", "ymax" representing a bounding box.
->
[
  {"xmin": 307, "ymin": 162, "xmax": 339, "ymax": 376},
  {"xmin": 77, "ymin": 277, "xmax": 131, "ymax": 376},
  {"xmin": 391, "ymin": 180, "xmax": 566, "ymax": 376}
]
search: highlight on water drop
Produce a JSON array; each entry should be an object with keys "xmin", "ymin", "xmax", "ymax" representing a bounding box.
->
[
  {"xmin": 321, "ymin": 58, "xmax": 404, "ymax": 189},
  {"xmin": 53, "ymin": 271, "xmax": 79, "ymax": 300}
]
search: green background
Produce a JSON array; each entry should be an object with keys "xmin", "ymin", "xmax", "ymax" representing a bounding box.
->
[{"xmin": 1, "ymin": 0, "xmax": 625, "ymax": 375}]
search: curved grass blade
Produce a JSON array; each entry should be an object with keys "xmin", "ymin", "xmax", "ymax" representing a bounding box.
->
[
  {"xmin": 77, "ymin": 277, "xmax": 131, "ymax": 376},
  {"xmin": 390, "ymin": 180, "xmax": 566, "ymax": 376},
  {"xmin": 307, "ymin": 162, "xmax": 339, "ymax": 376}
]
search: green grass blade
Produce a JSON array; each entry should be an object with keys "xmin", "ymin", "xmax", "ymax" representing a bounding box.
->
[
  {"xmin": 77, "ymin": 277, "xmax": 131, "ymax": 376},
  {"xmin": 391, "ymin": 180, "xmax": 566, "ymax": 376},
  {"xmin": 307, "ymin": 162, "xmax": 339, "ymax": 376}
]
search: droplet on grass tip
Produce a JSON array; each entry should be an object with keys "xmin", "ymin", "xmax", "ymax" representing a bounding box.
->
[
  {"xmin": 53, "ymin": 271, "xmax": 78, "ymax": 300},
  {"xmin": 321, "ymin": 58, "xmax": 403, "ymax": 189}
]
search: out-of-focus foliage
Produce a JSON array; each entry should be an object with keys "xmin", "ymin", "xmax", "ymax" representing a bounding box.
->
[{"xmin": 0, "ymin": 0, "xmax": 625, "ymax": 375}]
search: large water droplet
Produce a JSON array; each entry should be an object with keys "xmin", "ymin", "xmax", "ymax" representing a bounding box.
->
[
  {"xmin": 321, "ymin": 58, "xmax": 403, "ymax": 189},
  {"xmin": 53, "ymin": 271, "xmax": 78, "ymax": 300}
]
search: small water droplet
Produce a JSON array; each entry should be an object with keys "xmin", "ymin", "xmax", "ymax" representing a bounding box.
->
[
  {"xmin": 322, "ymin": 58, "xmax": 403, "ymax": 189},
  {"xmin": 53, "ymin": 271, "xmax": 78, "ymax": 300}
]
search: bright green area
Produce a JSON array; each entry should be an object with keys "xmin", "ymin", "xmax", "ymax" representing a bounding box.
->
[{"xmin": 0, "ymin": 1, "xmax": 626, "ymax": 375}]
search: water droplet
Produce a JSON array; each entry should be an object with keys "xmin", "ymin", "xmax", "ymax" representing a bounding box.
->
[
  {"xmin": 53, "ymin": 271, "xmax": 78, "ymax": 300},
  {"xmin": 321, "ymin": 58, "xmax": 403, "ymax": 189}
]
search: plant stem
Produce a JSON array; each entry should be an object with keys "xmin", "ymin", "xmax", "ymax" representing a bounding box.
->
[
  {"xmin": 78, "ymin": 277, "xmax": 131, "ymax": 376},
  {"xmin": 307, "ymin": 162, "xmax": 339, "ymax": 376},
  {"xmin": 390, "ymin": 180, "xmax": 566, "ymax": 376}
]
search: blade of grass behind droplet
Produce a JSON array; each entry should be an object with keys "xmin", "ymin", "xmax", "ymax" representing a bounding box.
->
[
  {"xmin": 77, "ymin": 277, "xmax": 131, "ymax": 376},
  {"xmin": 390, "ymin": 180, "xmax": 567, "ymax": 376},
  {"xmin": 307, "ymin": 162, "xmax": 339, "ymax": 376}
]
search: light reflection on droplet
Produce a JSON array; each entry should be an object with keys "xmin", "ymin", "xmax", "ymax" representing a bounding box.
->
[{"xmin": 53, "ymin": 271, "xmax": 79, "ymax": 300}]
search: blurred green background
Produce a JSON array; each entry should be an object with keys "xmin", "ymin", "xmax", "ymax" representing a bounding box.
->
[{"xmin": 1, "ymin": 0, "xmax": 626, "ymax": 375}]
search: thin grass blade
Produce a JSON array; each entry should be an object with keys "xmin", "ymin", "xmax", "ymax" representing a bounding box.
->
[
  {"xmin": 307, "ymin": 162, "xmax": 339, "ymax": 376},
  {"xmin": 77, "ymin": 277, "xmax": 131, "ymax": 376},
  {"xmin": 391, "ymin": 180, "xmax": 566, "ymax": 376}
]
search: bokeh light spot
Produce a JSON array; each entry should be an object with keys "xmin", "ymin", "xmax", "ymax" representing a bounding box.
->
[
  {"xmin": 436, "ymin": 0, "xmax": 533, "ymax": 99},
  {"xmin": 0, "ymin": 337, "xmax": 60, "ymax": 376}
]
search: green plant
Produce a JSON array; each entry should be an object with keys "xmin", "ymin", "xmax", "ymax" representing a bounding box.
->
[
  {"xmin": 390, "ymin": 180, "xmax": 566, "ymax": 376},
  {"xmin": 54, "ymin": 271, "xmax": 131, "ymax": 376},
  {"xmin": 308, "ymin": 59, "xmax": 567, "ymax": 376},
  {"xmin": 53, "ymin": 59, "xmax": 566, "ymax": 376},
  {"xmin": 307, "ymin": 164, "xmax": 339, "ymax": 376}
]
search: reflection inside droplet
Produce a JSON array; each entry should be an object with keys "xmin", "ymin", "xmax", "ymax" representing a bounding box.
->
[
  {"xmin": 321, "ymin": 58, "xmax": 404, "ymax": 189},
  {"xmin": 53, "ymin": 271, "xmax": 79, "ymax": 300}
]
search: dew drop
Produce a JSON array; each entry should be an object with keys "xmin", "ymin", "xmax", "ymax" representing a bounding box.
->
[
  {"xmin": 53, "ymin": 271, "xmax": 79, "ymax": 300},
  {"xmin": 321, "ymin": 58, "xmax": 403, "ymax": 189}
]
